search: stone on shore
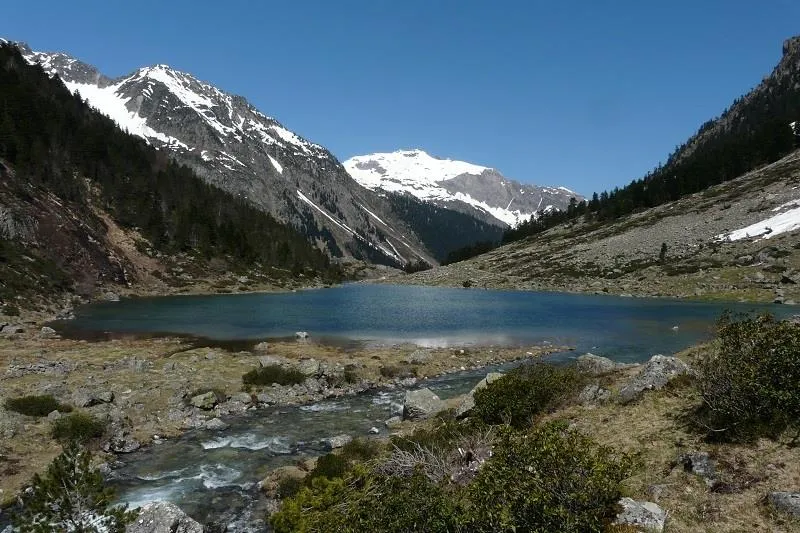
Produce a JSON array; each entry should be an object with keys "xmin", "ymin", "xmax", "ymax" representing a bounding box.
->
[
  {"xmin": 403, "ymin": 388, "xmax": 445, "ymax": 420},
  {"xmin": 126, "ymin": 501, "xmax": 203, "ymax": 533},
  {"xmin": 189, "ymin": 391, "xmax": 217, "ymax": 410},
  {"xmin": 618, "ymin": 355, "xmax": 690, "ymax": 404},
  {"xmin": 576, "ymin": 353, "xmax": 620, "ymax": 375},
  {"xmin": 613, "ymin": 497, "xmax": 667, "ymax": 532}
]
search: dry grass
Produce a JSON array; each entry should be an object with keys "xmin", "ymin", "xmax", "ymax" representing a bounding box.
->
[{"xmin": 546, "ymin": 349, "xmax": 800, "ymax": 532}]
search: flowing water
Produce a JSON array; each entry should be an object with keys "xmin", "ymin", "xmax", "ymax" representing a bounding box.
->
[{"xmin": 51, "ymin": 285, "xmax": 792, "ymax": 529}]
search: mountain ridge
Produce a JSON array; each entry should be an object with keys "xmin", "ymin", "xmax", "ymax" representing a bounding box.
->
[
  {"xmin": 14, "ymin": 41, "xmax": 438, "ymax": 267},
  {"xmin": 345, "ymin": 148, "xmax": 580, "ymax": 227}
]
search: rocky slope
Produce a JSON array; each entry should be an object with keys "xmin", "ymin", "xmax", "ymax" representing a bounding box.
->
[
  {"xmin": 393, "ymin": 149, "xmax": 800, "ymax": 303},
  {"xmin": 345, "ymin": 149, "xmax": 580, "ymax": 227},
  {"xmin": 16, "ymin": 42, "xmax": 435, "ymax": 266}
]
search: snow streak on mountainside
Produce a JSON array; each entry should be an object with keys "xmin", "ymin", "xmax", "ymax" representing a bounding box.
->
[
  {"xmin": 344, "ymin": 149, "xmax": 580, "ymax": 227},
  {"xmin": 16, "ymin": 42, "xmax": 435, "ymax": 266}
]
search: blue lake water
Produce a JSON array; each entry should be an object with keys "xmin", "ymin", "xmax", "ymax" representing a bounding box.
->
[{"xmin": 60, "ymin": 284, "xmax": 789, "ymax": 363}]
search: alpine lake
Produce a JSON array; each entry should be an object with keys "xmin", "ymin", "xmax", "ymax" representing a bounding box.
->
[{"xmin": 52, "ymin": 284, "xmax": 794, "ymax": 530}]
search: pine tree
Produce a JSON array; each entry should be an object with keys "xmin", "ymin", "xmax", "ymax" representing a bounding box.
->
[{"xmin": 13, "ymin": 442, "xmax": 135, "ymax": 532}]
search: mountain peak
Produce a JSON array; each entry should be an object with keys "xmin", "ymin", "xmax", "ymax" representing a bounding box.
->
[
  {"xmin": 783, "ymin": 35, "xmax": 800, "ymax": 57},
  {"xmin": 344, "ymin": 150, "xmax": 580, "ymax": 227}
]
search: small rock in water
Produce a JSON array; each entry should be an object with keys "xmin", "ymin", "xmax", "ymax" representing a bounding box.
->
[
  {"xmin": 204, "ymin": 418, "xmax": 229, "ymax": 431},
  {"xmin": 368, "ymin": 426, "xmax": 380, "ymax": 435}
]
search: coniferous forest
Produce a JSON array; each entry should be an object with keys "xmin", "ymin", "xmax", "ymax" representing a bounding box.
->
[{"xmin": 0, "ymin": 44, "xmax": 340, "ymax": 281}]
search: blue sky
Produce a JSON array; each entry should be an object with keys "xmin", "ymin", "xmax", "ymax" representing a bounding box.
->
[{"xmin": 3, "ymin": 0, "xmax": 800, "ymax": 196}]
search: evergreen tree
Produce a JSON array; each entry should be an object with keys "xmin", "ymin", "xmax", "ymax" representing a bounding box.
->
[{"xmin": 13, "ymin": 443, "xmax": 135, "ymax": 533}]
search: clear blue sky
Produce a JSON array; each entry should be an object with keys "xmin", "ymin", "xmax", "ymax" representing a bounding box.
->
[{"xmin": 3, "ymin": 0, "xmax": 800, "ymax": 196}]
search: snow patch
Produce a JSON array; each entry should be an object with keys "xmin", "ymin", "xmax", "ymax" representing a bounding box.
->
[
  {"xmin": 717, "ymin": 203, "xmax": 800, "ymax": 242},
  {"xmin": 268, "ymin": 154, "xmax": 283, "ymax": 174}
]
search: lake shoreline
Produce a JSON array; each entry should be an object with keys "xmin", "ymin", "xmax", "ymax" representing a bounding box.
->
[{"xmin": 0, "ymin": 328, "xmax": 564, "ymax": 508}]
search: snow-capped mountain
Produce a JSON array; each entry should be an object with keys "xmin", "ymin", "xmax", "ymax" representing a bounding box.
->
[
  {"xmin": 344, "ymin": 149, "xmax": 580, "ymax": 227},
  {"xmin": 17, "ymin": 42, "xmax": 435, "ymax": 266}
]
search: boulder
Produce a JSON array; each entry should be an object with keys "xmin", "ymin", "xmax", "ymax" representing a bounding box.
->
[
  {"xmin": 295, "ymin": 331, "xmax": 309, "ymax": 339},
  {"xmin": 256, "ymin": 392, "xmax": 275, "ymax": 405},
  {"xmin": 768, "ymin": 492, "xmax": 800, "ymax": 517},
  {"xmin": 297, "ymin": 358, "xmax": 320, "ymax": 377},
  {"xmin": 455, "ymin": 372, "xmax": 504, "ymax": 418},
  {"xmin": 576, "ymin": 353, "xmax": 619, "ymax": 375},
  {"xmin": 678, "ymin": 451, "xmax": 716, "ymax": 484},
  {"xmin": 189, "ymin": 391, "xmax": 217, "ymax": 410},
  {"xmin": 402, "ymin": 388, "xmax": 445, "ymax": 420},
  {"xmin": 72, "ymin": 388, "xmax": 114, "ymax": 408},
  {"xmin": 618, "ymin": 355, "xmax": 690, "ymax": 404},
  {"xmin": 103, "ymin": 292, "xmax": 120, "ymax": 302},
  {"xmin": 407, "ymin": 349, "xmax": 432, "ymax": 364},
  {"xmin": 368, "ymin": 426, "xmax": 380, "ymax": 435},
  {"xmin": 39, "ymin": 326, "xmax": 58, "ymax": 338},
  {"xmin": 322, "ymin": 434, "xmax": 353, "ymax": 450},
  {"xmin": 577, "ymin": 383, "xmax": 611, "ymax": 406},
  {"xmin": 613, "ymin": 497, "xmax": 667, "ymax": 532},
  {"xmin": 204, "ymin": 418, "xmax": 229, "ymax": 431},
  {"xmin": 230, "ymin": 392, "xmax": 252, "ymax": 404},
  {"xmin": 258, "ymin": 355, "xmax": 288, "ymax": 368},
  {"xmin": 253, "ymin": 341, "xmax": 270, "ymax": 352},
  {"xmin": 126, "ymin": 501, "xmax": 203, "ymax": 533},
  {"xmin": 0, "ymin": 324, "xmax": 23, "ymax": 336}
]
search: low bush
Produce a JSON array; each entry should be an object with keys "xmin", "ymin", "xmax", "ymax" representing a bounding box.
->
[
  {"xmin": 379, "ymin": 364, "xmax": 416, "ymax": 379},
  {"xmin": 303, "ymin": 438, "xmax": 382, "ymax": 487},
  {"xmin": 271, "ymin": 468, "xmax": 459, "ymax": 533},
  {"xmin": 242, "ymin": 364, "xmax": 305, "ymax": 387},
  {"xmin": 271, "ymin": 423, "xmax": 634, "ymax": 533},
  {"xmin": 472, "ymin": 362, "xmax": 586, "ymax": 428},
  {"xmin": 51, "ymin": 413, "xmax": 106, "ymax": 444},
  {"xmin": 464, "ymin": 422, "xmax": 637, "ymax": 532},
  {"xmin": 5, "ymin": 395, "xmax": 71, "ymax": 417},
  {"xmin": 695, "ymin": 313, "xmax": 800, "ymax": 440}
]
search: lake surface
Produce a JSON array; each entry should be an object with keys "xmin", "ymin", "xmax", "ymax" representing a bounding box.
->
[
  {"xmin": 60, "ymin": 284, "xmax": 788, "ymax": 363},
  {"xmin": 46, "ymin": 285, "xmax": 792, "ymax": 530}
]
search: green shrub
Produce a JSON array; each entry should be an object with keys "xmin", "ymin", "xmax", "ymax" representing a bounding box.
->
[
  {"xmin": 271, "ymin": 468, "xmax": 459, "ymax": 533},
  {"xmin": 339, "ymin": 438, "xmax": 381, "ymax": 462},
  {"xmin": 51, "ymin": 413, "xmax": 106, "ymax": 444},
  {"xmin": 242, "ymin": 365, "xmax": 305, "ymax": 387},
  {"xmin": 472, "ymin": 362, "xmax": 585, "ymax": 428},
  {"xmin": 272, "ymin": 424, "xmax": 634, "ymax": 533},
  {"xmin": 276, "ymin": 476, "xmax": 304, "ymax": 499},
  {"xmin": 379, "ymin": 364, "xmax": 416, "ymax": 379},
  {"xmin": 463, "ymin": 422, "xmax": 636, "ymax": 532},
  {"xmin": 305, "ymin": 453, "xmax": 350, "ymax": 485},
  {"xmin": 5, "ymin": 395, "xmax": 71, "ymax": 417},
  {"xmin": 696, "ymin": 313, "xmax": 800, "ymax": 440}
]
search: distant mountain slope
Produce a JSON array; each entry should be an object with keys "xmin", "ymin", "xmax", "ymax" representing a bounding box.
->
[
  {"xmin": 499, "ymin": 35, "xmax": 800, "ymax": 244},
  {"xmin": 344, "ymin": 149, "xmax": 580, "ymax": 227},
  {"xmin": 15, "ymin": 41, "xmax": 434, "ymax": 267},
  {"xmin": 0, "ymin": 43, "xmax": 341, "ymax": 310},
  {"xmin": 397, "ymin": 148, "xmax": 800, "ymax": 304}
]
